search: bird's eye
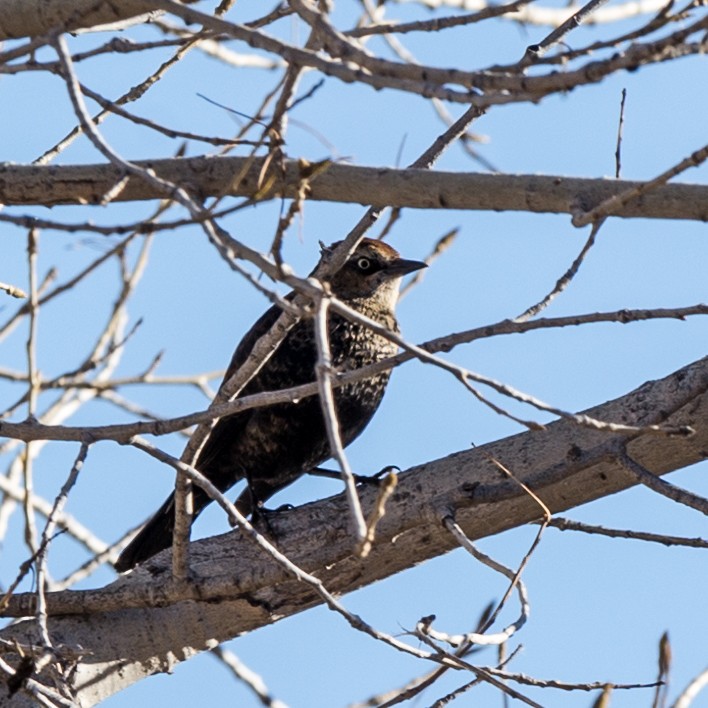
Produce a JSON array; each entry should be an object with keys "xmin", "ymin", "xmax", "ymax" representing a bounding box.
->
[{"xmin": 357, "ymin": 257, "xmax": 371, "ymax": 271}]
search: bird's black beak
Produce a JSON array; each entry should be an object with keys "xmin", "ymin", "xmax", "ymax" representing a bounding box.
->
[{"xmin": 386, "ymin": 258, "xmax": 427, "ymax": 278}]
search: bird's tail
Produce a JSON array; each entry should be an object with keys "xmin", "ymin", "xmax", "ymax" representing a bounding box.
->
[
  {"xmin": 114, "ymin": 477, "xmax": 287, "ymax": 572},
  {"xmin": 114, "ymin": 494, "xmax": 177, "ymax": 573}
]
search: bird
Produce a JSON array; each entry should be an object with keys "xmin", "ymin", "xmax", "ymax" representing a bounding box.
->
[{"xmin": 114, "ymin": 238, "xmax": 426, "ymax": 572}]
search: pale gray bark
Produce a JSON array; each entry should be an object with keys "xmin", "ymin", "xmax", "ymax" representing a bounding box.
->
[
  {"xmin": 1, "ymin": 158, "xmax": 708, "ymax": 221},
  {"xmin": 0, "ymin": 0, "xmax": 165, "ymax": 40},
  {"xmin": 2, "ymin": 356, "xmax": 706, "ymax": 705}
]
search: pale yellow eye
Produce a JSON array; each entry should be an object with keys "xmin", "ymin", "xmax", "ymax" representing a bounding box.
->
[{"xmin": 357, "ymin": 257, "xmax": 371, "ymax": 270}]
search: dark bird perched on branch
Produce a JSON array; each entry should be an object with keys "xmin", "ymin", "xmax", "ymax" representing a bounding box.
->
[{"xmin": 114, "ymin": 239, "xmax": 425, "ymax": 572}]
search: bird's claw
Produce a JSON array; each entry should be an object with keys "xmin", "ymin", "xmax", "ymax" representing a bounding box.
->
[
  {"xmin": 249, "ymin": 502, "xmax": 294, "ymax": 538},
  {"xmin": 355, "ymin": 465, "xmax": 400, "ymax": 486},
  {"xmin": 270, "ymin": 503, "xmax": 295, "ymax": 512}
]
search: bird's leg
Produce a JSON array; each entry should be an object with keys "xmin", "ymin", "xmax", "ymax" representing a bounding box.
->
[
  {"xmin": 306, "ymin": 466, "xmax": 342, "ymax": 480},
  {"xmin": 236, "ymin": 468, "xmax": 259, "ymax": 525},
  {"xmin": 233, "ymin": 486, "xmax": 281, "ymax": 539},
  {"xmin": 307, "ymin": 465, "xmax": 399, "ymax": 486},
  {"xmin": 235, "ymin": 475, "xmax": 298, "ymax": 536},
  {"xmin": 248, "ymin": 502, "xmax": 280, "ymax": 539}
]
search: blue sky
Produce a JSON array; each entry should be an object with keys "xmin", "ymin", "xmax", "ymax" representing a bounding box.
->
[{"xmin": 1, "ymin": 1, "xmax": 706, "ymax": 706}]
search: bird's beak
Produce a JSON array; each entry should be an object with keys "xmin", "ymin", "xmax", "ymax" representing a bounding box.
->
[{"xmin": 385, "ymin": 258, "xmax": 427, "ymax": 278}]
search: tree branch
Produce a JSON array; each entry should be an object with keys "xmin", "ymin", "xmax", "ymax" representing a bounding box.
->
[
  {"xmin": 1, "ymin": 356, "xmax": 706, "ymax": 705},
  {"xmin": 0, "ymin": 0, "xmax": 191, "ymax": 40},
  {"xmin": 1, "ymin": 157, "xmax": 708, "ymax": 220}
]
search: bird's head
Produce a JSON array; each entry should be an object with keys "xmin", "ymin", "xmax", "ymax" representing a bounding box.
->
[{"xmin": 321, "ymin": 239, "xmax": 426, "ymax": 307}]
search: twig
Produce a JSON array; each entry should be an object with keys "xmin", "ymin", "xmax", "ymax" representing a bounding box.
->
[
  {"xmin": 0, "ymin": 653, "xmax": 73, "ymax": 707},
  {"xmin": 358, "ymin": 470, "xmax": 397, "ymax": 558},
  {"xmin": 0, "ymin": 232, "xmax": 140, "ymax": 344},
  {"xmin": 0, "ymin": 470, "xmax": 109, "ymax": 558},
  {"xmin": 616, "ymin": 451, "xmax": 708, "ymax": 515},
  {"xmin": 22, "ymin": 228, "xmax": 40, "ymax": 556},
  {"xmin": 573, "ymin": 141, "xmax": 708, "ymax": 227},
  {"xmin": 515, "ymin": 219, "xmax": 604, "ymax": 322},
  {"xmin": 145, "ymin": 0, "xmax": 708, "ymax": 106},
  {"xmin": 34, "ymin": 444, "xmax": 89, "ymax": 654},
  {"xmin": 673, "ymin": 665, "xmax": 708, "ymax": 708},
  {"xmin": 429, "ymin": 676, "xmax": 484, "ymax": 706},
  {"xmin": 51, "ymin": 30, "xmax": 301, "ymax": 579},
  {"xmin": 488, "ymin": 0, "xmax": 687, "ymax": 71},
  {"xmin": 470, "ymin": 666, "xmax": 660, "ymax": 691},
  {"xmin": 544, "ymin": 516, "xmax": 708, "ymax": 548},
  {"xmin": 389, "ymin": 455, "xmax": 550, "ymax": 702},
  {"xmin": 2, "ymin": 319, "xmax": 146, "ymax": 420},
  {"xmin": 409, "ymin": 624, "xmax": 543, "ymax": 706},
  {"xmin": 0, "ymin": 222, "xmax": 148, "ymax": 558},
  {"xmin": 653, "ymin": 631, "xmax": 671, "ymax": 708},
  {"xmin": 615, "ymin": 88, "xmax": 628, "ymax": 178},
  {"xmin": 0, "ymin": 281, "xmax": 27, "ymax": 299},
  {"xmin": 329, "ymin": 296, "xmax": 695, "ymax": 437},
  {"xmin": 1, "ymin": 303, "xmax": 705, "ymax": 445},
  {"xmin": 520, "ymin": 0, "xmax": 613, "ymax": 65},
  {"xmin": 1, "ymin": 444, "xmax": 88, "ymax": 614},
  {"xmin": 50, "ymin": 524, "xmax": 140, "ymax": 591},
  {"xmin": 211, "ymin": 647, "xmax": 289, "ymax": 708},
  {"xmin": 77, "ymin": 81, "xmax": 272, "ymax": 147},
  {"xmin": 398, "ymin": 228, "xmax": 457, "ymax": 300},
  {"xmin": 348, "ymin": 0, "xmax": 531, "ymax": 36},
  {"xmin": 34, "ymin": 13, "xmax": 205, "ymax": 166},
  {"xmin": 388, "ymin": 0, "xmax": 672, "ymax": 27},
  {"xmin": 313, "ymin": 294, "xmax": 367, "ymax": 544},
  {"xmin": 441, "ymin": 516, "xmax": 531, "ymax": 646},
  {"xmin": 476, "ymin": 453, "xmax": 551, "ymax": 633}
]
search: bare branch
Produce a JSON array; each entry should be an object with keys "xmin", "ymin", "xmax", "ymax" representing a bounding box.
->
[
  {"xmin": 616, "ymin": 451, "xmax": 708, "ymax": 515},
  {"xmin": 573, "ymin": 141, "xmax": 708, "ymax": 226},
  {"xmin": 0, "ymin": 0, "xmax": 168, "ymax": 40},
  {"xmin": 0, "ymin": 0, "xmax": 705, "ymax": 702},
  {"xmin": 210, "ymin": 647, "xmax": 289, "ymax": 708},
  {"xmin": 3, "ymin": 159, "xmax": 708, "ymax": 221},
  {"xmin": 673, "ymin": 666, "xmax": 708, "ymax": 708},
  {"xmin": 544, "ymin": 517, "xmax": 708, "ymax": 548},
  {"xmin": 0, "ymin": 305, "xmax": 705, "ymax": 445},
  {"xmin": 313, "ymin": 294, "xmax": 367, "ymax": 543},
  {"xmin": 3, "ymin": 355, "xmax": 705, "ymax": 620}
]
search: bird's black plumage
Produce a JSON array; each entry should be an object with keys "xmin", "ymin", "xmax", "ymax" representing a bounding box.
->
[{"xmin": 114, "ymin": 239, "xmax": 425, "ymax": 572}]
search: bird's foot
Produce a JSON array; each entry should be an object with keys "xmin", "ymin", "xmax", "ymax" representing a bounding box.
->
[{"xmin": 248, "ymin": 502, "xmax": 293, "ymax": 539}]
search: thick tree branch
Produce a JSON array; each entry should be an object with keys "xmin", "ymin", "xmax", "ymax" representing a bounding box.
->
[
  {"xmin": 0, "ymin": 0, "xmax": 675, "ymax": 41},
  {"xmin": 0, "ymin": 0, "xmax": 158, "ymax": 39},
  {"xmin": 1, "ymin": 356, "xmax": 706, "ymax": 704},
  {"xmin": 1, "ymin": 157, "xmax": 708, "ymax": 220}
]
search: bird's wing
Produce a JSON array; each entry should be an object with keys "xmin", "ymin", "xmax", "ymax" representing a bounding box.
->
[
  {"xmin": 219, "ymin": 300, "xmax": 287, "ymax": 394},
  {"xmin": 196, "ymin": 297, "xmax": 292, "ymax": 470}
]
